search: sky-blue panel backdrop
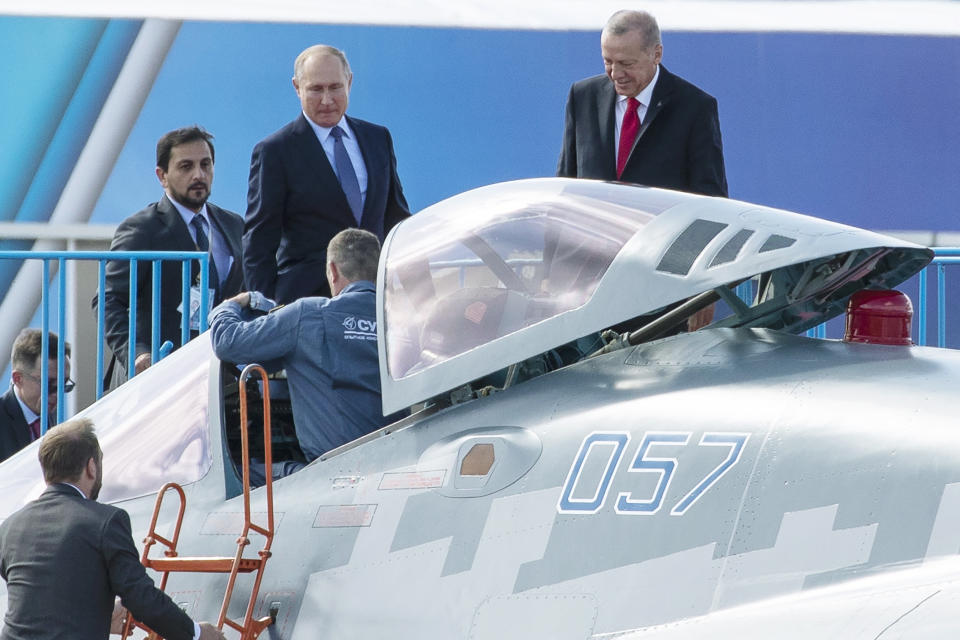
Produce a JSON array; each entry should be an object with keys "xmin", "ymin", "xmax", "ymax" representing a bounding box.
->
[{"xmin": 76, "ymin": 21, "xmax": 958, "ymax": 231}]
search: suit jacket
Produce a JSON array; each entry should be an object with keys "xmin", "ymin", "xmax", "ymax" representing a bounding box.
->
[
  {"xmin": 95, "ymin": 195, "xmax": 244, "ymax": 379},
  {"xmin": 557, "ymin": 65, "xmax": 728, "ymax": 197},
  {"xmin": 243, "ymin": 114, "xmax": 410, "ymax": 304},
  {"xmin": 0, "ymin": 389, "xmax": 30, "ymax": 464},
  {"xmin": 0, "ymin": 483, "xmax": 194, "ymax": 640}
]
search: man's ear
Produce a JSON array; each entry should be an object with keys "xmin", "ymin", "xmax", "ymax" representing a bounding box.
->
[
  {"xmin": 10, "ymin": 371, "xmax": 22, "ymax": 388},
  {"xmin": 85, "ymin": 457, "xmax": 98, "ymax": 481}
]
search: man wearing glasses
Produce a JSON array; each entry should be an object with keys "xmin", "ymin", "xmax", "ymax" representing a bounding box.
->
[{"xmin": 0, "ymin": 329, "xmax": 73, "ymax": 463}]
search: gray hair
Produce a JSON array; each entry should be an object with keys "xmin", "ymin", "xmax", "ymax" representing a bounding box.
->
[
  {"xmin": 327, "ymin": 228, "xmax": 381, "ymax": 283},
  {"xmin": 603, "ymin": 10, "xmax": 661, "ymax": 49},
  {"xmin": 294, "ymin": 44, "xmax": 352, "ymax": 82}
]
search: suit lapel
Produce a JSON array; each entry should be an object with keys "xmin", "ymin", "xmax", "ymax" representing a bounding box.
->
[
  {"xmin": 206, "ymin": 204, "xmax": 243, "ymax": 297},
  {"xmin": 621, "ymin": 65, "xmax": 675, "ymax": 171},
  {"xmin": 597, "ymin": 81, "xmax": 618, "ymax": 178},
  {"xmin": 294, "ymin": 115, "xmax": 357, "ymax": 228},
  {"xmin": 156, "ymin": 195, "xmax": 203, "ymax": 284},
  {"xmin": 2, "ymin": 388, "xmax": 32, "ymax": 449},
  {"xmin": 157, "ymin": 196, "xmax": 197, "ymax": 251},
  {"xmin": 631, "ymin": 65, "xmax": 674, "ymax": 156}
]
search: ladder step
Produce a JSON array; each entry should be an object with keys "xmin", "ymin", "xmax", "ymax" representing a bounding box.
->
[{"xmin": 146, "ymin": 557, "xmax": 262, "ymax": 573}]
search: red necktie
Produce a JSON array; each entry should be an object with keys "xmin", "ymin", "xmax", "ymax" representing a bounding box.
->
[
  {"xmin": 29, "ymin": 418, "xmax": 41, "ymax": 441},
  {"xmin": 616, "ymin": 97, "xmax": 641, "ymax": 179}
]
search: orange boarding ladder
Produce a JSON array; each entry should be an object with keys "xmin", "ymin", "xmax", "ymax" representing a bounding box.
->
[{"xmin": 122, "ymin": 364, "xmax": 276, "ymax": 640}]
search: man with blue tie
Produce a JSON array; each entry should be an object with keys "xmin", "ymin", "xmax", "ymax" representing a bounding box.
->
[
  {"xmin": 243, "ymin": 44, "xmax": 411, "ymax": 304},
  {"xmin": 96, "ymin": 126, "xmax": 245, "ymax": 385}
]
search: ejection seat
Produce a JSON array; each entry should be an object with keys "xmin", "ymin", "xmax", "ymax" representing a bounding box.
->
[{"xmin": 121, "ymin": 364, "xmax": 277, "ymax": 640}]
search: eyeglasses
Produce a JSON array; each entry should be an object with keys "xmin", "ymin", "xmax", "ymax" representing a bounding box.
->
[{"xmin": 20, "ymin": 371, "xmax": 75, "ymax": 394}]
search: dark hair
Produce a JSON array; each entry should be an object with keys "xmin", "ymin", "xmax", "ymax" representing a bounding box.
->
[
  {"xmin": 38, "ymin": 418, "xmax": 101, "ymax": 484},
  {"xmin": 11, "ymin": 329, "xmax": 71, "ymax": 373},
  {"xmin": 156, "ymin": 126, "xmax": 215, "ymax": 172},
  {"xmin": 327, "ymin": 228, "xmax": 380, "ymax": 283}
]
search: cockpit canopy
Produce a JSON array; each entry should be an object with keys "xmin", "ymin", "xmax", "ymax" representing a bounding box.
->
[{"xmin": 377, "ymin": 178, "xmax": 932, "ymax": 413}]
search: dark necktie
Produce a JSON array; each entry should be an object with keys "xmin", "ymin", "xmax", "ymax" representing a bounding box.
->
[
  {"xmin": 191, "ymin": 215, "xmax": 221, "ymax": 299},
  {"xmin": 28, "ymin": 418, "xmax": 41, "ymax": 441},
  {"xmin": 616, "ymin": 96, "xmax": 641, "ymax": 179},
  {"xmin": 330, "ymin": 126, "xmax": 363, "ymax": 224}
]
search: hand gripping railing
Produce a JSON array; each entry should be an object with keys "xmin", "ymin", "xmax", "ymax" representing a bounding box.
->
[{"xmin": 122, "ymin": 364, "xmax": 275, "ymax": 640}]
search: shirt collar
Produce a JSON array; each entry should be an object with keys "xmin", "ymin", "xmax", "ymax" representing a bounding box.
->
[
  {"xmin": 60, "ymin": 482, "xmax": 87, "ymax": 499},
  {"xmin": 339, "ymin": 280, "xmax": 375, "ymax": 296},
  {"xmin": 618, "ymin": 64, "xmax": 660, "ymax": 109},
  {"xmin": 303, "ymin": 112, "xmax": 354, "ymax": 143},
  {"xmin": 167, "ymin": 195, "xmax": 209, "ymax": 231}
]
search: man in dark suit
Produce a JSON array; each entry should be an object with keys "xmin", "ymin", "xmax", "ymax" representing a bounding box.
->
[
  {"xmin": 243, "ymin": 44, "xmax": 410, "ymax": 304},
  {"xmin": 0, "ymin": 329, "xmax": 72, "ymax": 463},
  {"xmin": 96, "ymin": 126, "xmax": 244, "ymax": 384},
  {"xmin": 0, "ymin": 419, "xmax": 224, "ymax": 640},
  {"xmin": 557, "ymin": 9, "xmax": 728, "ymax": 197}
]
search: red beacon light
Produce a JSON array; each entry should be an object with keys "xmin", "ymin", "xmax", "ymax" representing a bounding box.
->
[{"xmin": 843, "ymin": 289, "xmax": 913, "ymax": 346}]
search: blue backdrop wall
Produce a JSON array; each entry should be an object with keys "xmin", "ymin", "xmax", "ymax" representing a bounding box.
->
[
  {"xmin": 0, "ymin": 17, "xmax": 957, "ymax": 230},
  {"xmin": 78, "ymin": 21, "xmax": 959, "ymax": 232}
]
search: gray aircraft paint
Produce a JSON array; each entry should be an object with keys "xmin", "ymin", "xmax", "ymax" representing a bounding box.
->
[{"xmin": 0, "ymin": 180, "xmax": 955, "ymax": 638}]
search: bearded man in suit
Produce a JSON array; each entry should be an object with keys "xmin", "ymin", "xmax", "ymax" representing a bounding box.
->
[
  {"xmin": 558, "ymin": 9, "xmax": 727, "ymax": 197},
  {"xmin": 0, "ymin": 418, "xmax": 224, "ymax": 640},
  {"xmin": 243, "ymin": 44, "xmax": 410, "ymax": 304},
  {"xmin": 96, "ymin": 126, "xmax": 244, "ymax": 385}
]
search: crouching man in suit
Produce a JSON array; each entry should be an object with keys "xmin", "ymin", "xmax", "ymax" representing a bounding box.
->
[{"xmin": 0, "ymin": 418, "xmax": 225, "ymax": 640}]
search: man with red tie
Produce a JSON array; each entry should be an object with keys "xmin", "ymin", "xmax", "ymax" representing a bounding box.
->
[
  {"xmin": 0, "ymin": 329, "xmax": 72, "ymax": 462},
  {"xmin": 557, "ymin": 9, "xmax": 727, "ymax": 197}
]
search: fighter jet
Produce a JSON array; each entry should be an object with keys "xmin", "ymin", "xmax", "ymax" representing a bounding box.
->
[{"xmin": 0, "ymin": 178, "xmax": 957, "ymax": 639}]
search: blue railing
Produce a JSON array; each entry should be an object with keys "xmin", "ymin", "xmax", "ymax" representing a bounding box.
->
[
  {"xmin": 3, "ymin": 246, "xmax": 958, "ymax": 431},
  {"xmin": 0, "ymin": 250, "xmax": 208, "ymax": 431},
  {"xmin": 918, "ymin": 248, "xmax": 960, "ymax": 348}
]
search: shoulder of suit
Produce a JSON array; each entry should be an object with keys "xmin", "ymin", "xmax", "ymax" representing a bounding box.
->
[
  {"xmin": 0, "ymin": 388, "xmax": 17, "ymax": 421},
  {"xmin": 256, "ymin": 116, "xmax": 308, "ymax": 147},
  {"xmin": 207, "ymin": 202, "xmax": 242, "ymax": 222},
  {"xmin": 120, "ymin": 200, "xmax": 167, "ymax": 224},
  {"xmin": 346, "ymin": 115, "xmax": 390, "ymax": 135},
  {"xmin": 111, "ymin": 201, "xmax": 172, "ymax": 246},
  {"xmin": 572, "ymin": 74, "xmax": 609, "ymax": 93},
  {"xmin": 657, "ymin": 66, "xmax": 717, "ymax": 103}
]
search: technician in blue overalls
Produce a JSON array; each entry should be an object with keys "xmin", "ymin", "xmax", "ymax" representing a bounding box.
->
[{"xmin": 210, "ymin": 228, "xmax": 393, "ymax": 479}]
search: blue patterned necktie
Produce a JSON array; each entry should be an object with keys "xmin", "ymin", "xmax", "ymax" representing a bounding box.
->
[
  {"xmin": 191, "ymin": 215, "xmax": 220, "ymax": 299},
  {"xmin": 330, "ymin": 126, "xmax": 363, "ymax": 224}
]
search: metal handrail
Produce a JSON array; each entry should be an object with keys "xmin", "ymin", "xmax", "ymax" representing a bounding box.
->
[
  {"xmin": 124, "ymin": 364, "xmax": 276, "ymax": 639},
  {"xmin": 222, "ymin": 363, "xmax": 275, "ymax": 637},
  {"xmin": 0, "ymin": 249, "xmax": 208, "ymax": 429}
]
